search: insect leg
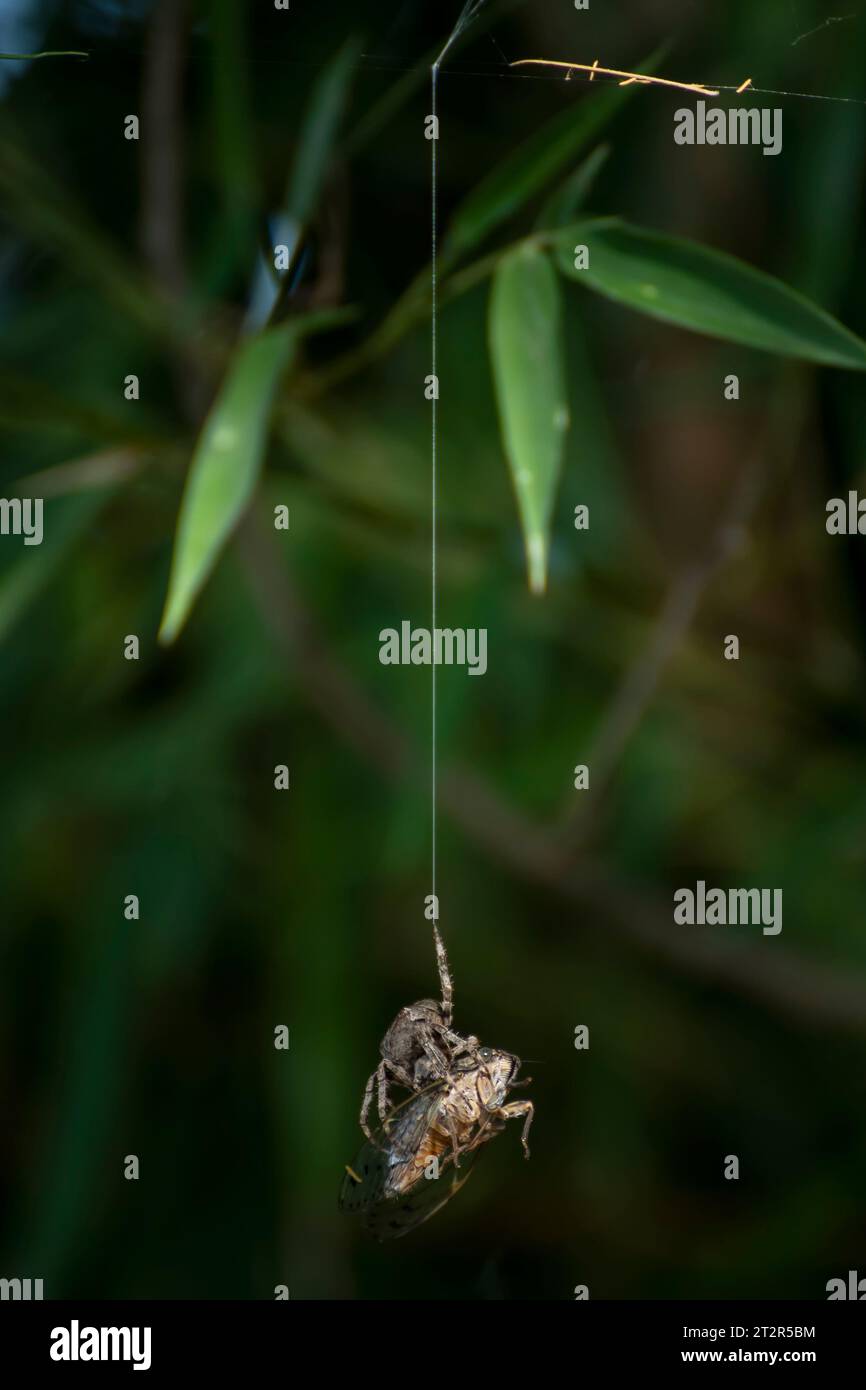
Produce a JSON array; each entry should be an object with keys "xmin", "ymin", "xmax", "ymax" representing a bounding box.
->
[
  {"xmin": 385, "ymin": 1059, "xmax": 416, "ymax": 1090},
  {"xmin": 497, "ymin": 1100, "xmax": 534, "ymax": 1158},
  {"xmin": 442, "ymin": 1109, "xmax": 464, "ymax": 1170},
  {"xmin": 432, "ymin": 922, "xmax": 453, "ymax": 1026}
]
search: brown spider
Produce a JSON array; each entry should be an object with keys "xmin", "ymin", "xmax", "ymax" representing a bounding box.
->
[{"xmin": 359, "ymin": 923, "xmax": 482, "ymax": 1142}]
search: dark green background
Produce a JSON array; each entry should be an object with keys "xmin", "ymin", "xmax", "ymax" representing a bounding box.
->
[{"xmin": 2, "ymin": 0, "xmax": 866, "ymax": 1299}]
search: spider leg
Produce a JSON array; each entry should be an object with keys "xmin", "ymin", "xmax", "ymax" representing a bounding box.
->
[
  {"xmin": 384, "ymin": 1059, "xmax": 415, "ymax": 1090},
  {"xmin": 376, "ymin": 1061, "xmax": 392, "ymax": 1126},
  {"xmin": 417, "ymin": 1025, "xmax": 452, "ymax": 1079},
  {"xmin": 445, "ymin": 1029, "xmax": 479, "ymax": 1060},
  {"xmin": 432, "ymin": 922, "xmax": 453, "ymax": 1027},
  {"xmin": 359, "ymin": 1069, "xmax": 377, "ymax": 1141}
]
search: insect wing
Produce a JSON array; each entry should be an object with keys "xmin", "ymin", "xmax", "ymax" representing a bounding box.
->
[
  {"xmin": 339, "ymin": 1088, "xmax": 440, "ymax": 1215},
  {"xmin": 339, "ymin": 1084, "xmax": 485, "ymax": 1242},
  {"xmin": 339, "ymin": 1134, "xmax": 390, "ymax": 1214},
  {"xmin": 362, "ymin": 1147, "xmax": 479, "ymax": 1242}
]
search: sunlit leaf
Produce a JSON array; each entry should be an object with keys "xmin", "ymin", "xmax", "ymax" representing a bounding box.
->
[
  {"xmin": 489, "ymin": 243, "xmax": 569, "ymax": 593},
  {"xmin": 159, "ymin": 313, "xmax": 344, "ymax": 644},
  {"xmin": 556, "ymin": 218, "xmax": 866, "ymax": 369}
]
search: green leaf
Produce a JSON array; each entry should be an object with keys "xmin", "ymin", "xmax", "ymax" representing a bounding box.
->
[
  {"xmin": 445, "ymin": 47, "xmax": 662, "ymax": 263},
  {"xmin": 286, "ymin": 37, "xmax": 360, "ymax": 226},
  {"xmin": 159, "ymin": 313, "xmax": 343, "ymax": 644},
  {"xmin": 556, "ymin": 219, "xmax": 866, "ymax": 370},
  {"xmin": 535, "ymin": 144, "xmax": 609, "ymax": 231},
  {"xmin": 489, "ymin": 243, "xmax": 569, "ymax": 593}
]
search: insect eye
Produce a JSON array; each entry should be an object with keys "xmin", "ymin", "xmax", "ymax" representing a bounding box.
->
[{"xmin": 478, "ymin": 1046, "xmax": 492, "ymax": 1061}]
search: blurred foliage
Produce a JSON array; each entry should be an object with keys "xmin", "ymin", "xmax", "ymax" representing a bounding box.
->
[{"xmin": 2, "ymin": 0, "xmax": 866, "ymax": 1301}]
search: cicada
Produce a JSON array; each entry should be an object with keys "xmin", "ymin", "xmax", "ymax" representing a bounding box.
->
[{"xmin": 340, "ymin": 1046, "xmax": 533, "ymax": 1241}]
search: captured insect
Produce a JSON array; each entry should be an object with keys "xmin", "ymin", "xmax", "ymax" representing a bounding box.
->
[
  {"xmin": 340, "ymin": 1045, "xmax": 533, "ymax": 1239},
  {"xmin": 341, "ymin": 923, "xmax": 534, "ymax": 1239}
]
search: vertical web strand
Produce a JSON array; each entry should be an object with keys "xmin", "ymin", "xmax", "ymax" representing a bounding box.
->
[
  {"xmin": 433, "ymin": 56, "xmax": 439, "ymax": 911},
  {"xmin": 430, "ymin": 2, "xmax": 488, "ymax": 925},
  {"xmin": 431, "ymin": 57, "xmax": 438, "ymax": 912}
]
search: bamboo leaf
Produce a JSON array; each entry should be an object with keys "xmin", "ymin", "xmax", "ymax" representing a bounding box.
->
[
  {"xmin": 286, "ymin": 37, "xmax": 360, "ymax": 227},
  {"xmin": 556, "ymin": 218, "xmax": 866, "ymax": 369},
  {"xmin": 535, "ymin": 144, "xmax": 609, "ymax": 231},
  {"xmin": 245, "ymin": 38, "xmax": 360, "ymax": 328},
  {"xmin": 489, "ymin": 243, "xmax": 569, "ymax": 593},
  {"xmin": 159, "ymin": 313, "xmax": 344, "ymax": 644}
]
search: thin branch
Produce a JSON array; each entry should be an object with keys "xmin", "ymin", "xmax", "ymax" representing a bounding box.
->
[
  {"xmin": 237, "ymin": 511, "xmax": 410, "ymax": 780},
  {"xmin": 559, "ymin": 460, "xmax": 762, "ymax": 846},
  {"xmin": 0, "ymin": 50, "xmax": 88, "ymax": 60},
  {"xmin": 236, "ymin": 507, "xmax": 866, "ymax": 1036},
  {"xmin": 294, "ymin": 230, "xmax": 558, "ymax": 401},
  {"xmin": 557, "ymin": 371, "xmax": 808, "ymax": 848},
  {"xmin": 511, "ymin": 57, "xmax": 725, "ymax": 96},
  {"xmin": 21, "ymin": 447, "xmax": 142, "ymax": 498}
]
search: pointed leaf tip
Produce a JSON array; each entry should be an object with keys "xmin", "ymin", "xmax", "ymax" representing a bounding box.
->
[{"xmin": 489, "ymin": 245, "xmax": 569, "ymax": 594}]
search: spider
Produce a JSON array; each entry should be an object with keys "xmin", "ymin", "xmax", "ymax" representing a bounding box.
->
[{"xmin": 359, "ymin": 923, "xmax": 482, "ymax": 1142}]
